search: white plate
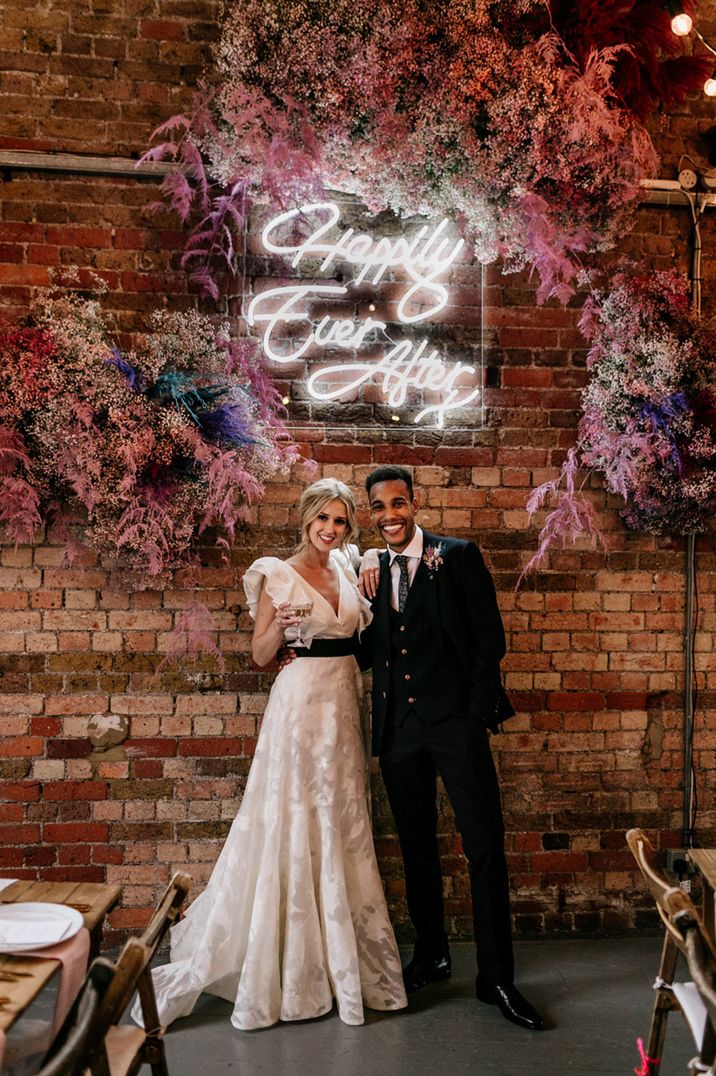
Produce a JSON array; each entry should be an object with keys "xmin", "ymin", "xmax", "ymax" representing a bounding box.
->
[{"xmin": 0, "ymin": 902, "xmax": 84, "ymax": 952}]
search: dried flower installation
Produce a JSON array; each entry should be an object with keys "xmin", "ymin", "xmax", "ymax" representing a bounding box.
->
[
  {"xmin": 522, "ymin": 271, "xmax": 716, "ymax": 579},
  {"xmin": 143, "ymin": 0, "xmax": 707, "ymax": 303},
  {"xmin": 0, "ymin": 290, "xmax": 300, "ymax": 577}
]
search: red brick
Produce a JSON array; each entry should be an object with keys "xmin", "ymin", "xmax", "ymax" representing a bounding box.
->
[
  {"xmin": 434, "ymin": 448, "xmax": 494, "ymax": 466},
  {"xmin": 30, "ymin": 717, "xmax": 62, "ymax": 736},
  {"xmin": 45, "ymin": 225, "xmax": 112, "ymax": 248},
  {"xmin": 502, "ymin": 368, "xmax": 553, "ymax": 387},
  {"xmin": 605, "ymin": 692, "xmax": 651, "ymax": 710},
  {"xmin": 44, "ymin": 823, "xmax": 109, "ymax": 842},
  {"xmin": 0, "ymin": 849, "xmax": 25, "ymax": 867},
  {"xmin": 373, "ymin": 446, "xmax": 435, "ymax": 465},
  {"xmin": 177, "ymin": 738, "xmax": 245, "ymax": 757},
  {"xmin": 313, "ymin": 445, "xmax": 373, "ymax": 463},
  {"xmin": 124, "ymin": 738, "xmax": 176, "ymax": 757},
  {"xmin": 546, "ymin": 693, "xmax": 605, "ymax": 712},
  {"xmin": 140, "ymin": 19, "xmax": 185, "ymax": 40},
  {"xmin": 134, "ymin": 759, "xmax": 164, "ymax": 778},
  {"xmin": 0, "ymin": 782, "xmax": 40, "ymax": 801},
  {"xmin": 58, "ymin": 845, "xmax": 91, "ymax": 865},
  {"xmin": 0, "ymin": 823, "xmax": 41, "ymax": 844},
  {"xmin": 39, "ymin": 867, "xmax": 105, "ymax": 882},
  {"xmin": 42, "ymin": 782, "xmax": 108, "ymax": 801},
  {"xmin": 0, "ymin": 264, "xmax": 50, "ymax": 285},
  {"xmin": 46, "ymin": 738, "xmax": 93, "ymax": 759},
  {"xmin": 0, "ymin": 737, "xmax": 44, "ymax": 757},
  {"xmin": 91, "ymin": 844, "xmax": 124, "ymax": 864}
]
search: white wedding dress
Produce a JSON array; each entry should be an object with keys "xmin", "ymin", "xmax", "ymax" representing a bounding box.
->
[{"xmin": 136, "ymin": 548, "xmax": 407, "ymax": 1031}]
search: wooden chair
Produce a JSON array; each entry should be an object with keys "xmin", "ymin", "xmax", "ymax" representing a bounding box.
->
[
  {"xmin": 663, "ymin": 887, "xmax": 716, "ymax": 1075},
  {"xmin": 39, "ymin": 872, "xmax": 191, "ymax": 1076},
  {"xmin": 130, "ymin": 871, "xmax": 191, "ymax": 1076},
  {"xmin": 35, "ymin": 960, "xmax": 115, "ymax": 1076},
  {"xmin": 37, "ymin": 943, "xmax": 147, "ymax": 1076},
  {"xmin": 627, "ymin": 828, "xmax": 715, "ymax": 1075}
]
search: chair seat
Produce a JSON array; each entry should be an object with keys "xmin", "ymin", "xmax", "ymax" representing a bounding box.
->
[
  {"xmin": 103, "ymin": 1024, "xmax": 147, "ymax": 1076},
  {"xmin": 672, "ymin": 981, "xmax": 709, "ymax": 1052}
]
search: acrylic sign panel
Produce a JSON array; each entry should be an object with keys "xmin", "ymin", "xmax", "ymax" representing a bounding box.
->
[{"xmin": 246, "ymin": 200, "xmax": 485, "ymax": 430}]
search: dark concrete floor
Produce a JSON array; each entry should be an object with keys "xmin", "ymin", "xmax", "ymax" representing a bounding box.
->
[{"xmin": 154, "ymin": 939, "xmax": 695, "ymax": 1076}]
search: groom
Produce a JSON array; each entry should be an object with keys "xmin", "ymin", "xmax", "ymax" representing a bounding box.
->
[{"xmin": 360, "ymin": 465, "xmax": 544, "ymax": 1031}]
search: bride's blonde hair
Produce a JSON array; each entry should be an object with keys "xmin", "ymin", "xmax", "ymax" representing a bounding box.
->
[{"xmin": 298, "ymin": 478, "xmax": 359, "ymax": 551}]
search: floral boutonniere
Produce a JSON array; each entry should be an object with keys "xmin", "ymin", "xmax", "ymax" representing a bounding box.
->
[{"xmin": 423, "ymin": 543, "xmax": 444, "ymax": 575}]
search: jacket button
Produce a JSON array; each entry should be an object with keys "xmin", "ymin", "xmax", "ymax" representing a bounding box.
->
[
  {"xmin": 382, "ymin": 691, "xmax": 387, "ymax": 699},
  {"xmin": 401, "ymin": 648, "xmax": 407, "ymax": 655},
  {"xmin": 408, "ymin": 697, "xmax": 415, "ymax": 704},
  {"xmin": 399, "ymin": 625, "xmax": 405, "ymax": 632},
  {"xmin": 404, "ymin": 674, "xmax": 411, "ymax": 681},
  {"xmin": 385, "ymin": 660, "xmax": 390, "ymax": 667}
]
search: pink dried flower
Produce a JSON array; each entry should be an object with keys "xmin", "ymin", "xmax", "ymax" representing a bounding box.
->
[
  {"xmin": 522, "ymin": 271, "xmax": 716, "ymax": 579},
  {"xmin": 142, "ymin": 0, "xmax": 693, "ymax": 302},
  {"xmin": 0, "ymin": 289, "xmax": 302, "ymax": 577}
]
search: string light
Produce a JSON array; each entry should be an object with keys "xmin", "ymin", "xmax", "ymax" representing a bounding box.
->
[
  {"xmin": 671, "ymin": 11, "xmax": 693, "ymax": 36},
  {"xmin": 666, "ymin": 3, "xmax": 716, "ymax": 97}
]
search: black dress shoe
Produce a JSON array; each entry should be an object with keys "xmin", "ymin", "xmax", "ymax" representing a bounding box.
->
[
  {"xmin": 402, "ymin": 953, "xmax": 452, "ymax": 993},
  {"xmin": 475, "ymin": 977, "xmax": 545, "ymax": 1030}
]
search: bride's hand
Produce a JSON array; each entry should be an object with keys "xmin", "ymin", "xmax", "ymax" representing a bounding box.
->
[
  {"xmin": 358, "ymin": 549, "xmax": 382, "ymax": 599},
  {"xmin": 274, "ymin": 602, "xmax": 300, "ymax": 633}
]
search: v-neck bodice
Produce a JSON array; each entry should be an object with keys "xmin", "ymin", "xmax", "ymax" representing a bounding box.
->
[
  {"xmin": 285, "ymin": 561, "xmax": 342, "ymax": 618},
  {"xmin": 243, "ymin": 548, "xmax": 372, "ymax": 648}
]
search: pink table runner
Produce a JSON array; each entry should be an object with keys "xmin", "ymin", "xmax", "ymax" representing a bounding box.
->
[{"xmin": 32, "ymin": 927, "xmax": 90, "ymax": 1034}]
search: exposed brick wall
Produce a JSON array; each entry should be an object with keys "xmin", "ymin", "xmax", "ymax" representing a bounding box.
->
[{"xmin": 1, "ymin": 0, "xmax": 716, "ymax": 944}]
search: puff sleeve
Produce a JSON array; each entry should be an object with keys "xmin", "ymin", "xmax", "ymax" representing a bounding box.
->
[{"xmin": 242, "ymin": 558, "xmax": 296, "ymax": 620}]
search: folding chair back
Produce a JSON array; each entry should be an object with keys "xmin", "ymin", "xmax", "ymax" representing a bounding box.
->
[
  {"xmin": 37, "ymin": 941, "xmax": 148, "ymax": 1076},
  {"xmin": 127, "ymin": 872, "xmax": 191, "ymax": 1076},
  {"xmin": 40, "ymin": 873, "xmax": 191, "ymax": 1076},
  {"xmin": 627, "ymin": 828, "xmax": 685, "ymax": 1075},
  {"xmin": 138, "ymin": 873, "xmax": 191, "ymax": 956},
  {"xmin": 663, "ymin": 887, "xmax": 716, "ymax": 1075},
  {"xmin": 36, "ymin": 959, "xmax": 115, "ymax": 1076}
]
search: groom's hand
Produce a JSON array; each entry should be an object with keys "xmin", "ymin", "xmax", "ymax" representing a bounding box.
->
[
  {"xmin": 276, "ymin": 645, "xmax": 297, "ymax": 670},
  {"xmin": 358, "ymin": 548, "xmax": 382, "ymax": 599}
]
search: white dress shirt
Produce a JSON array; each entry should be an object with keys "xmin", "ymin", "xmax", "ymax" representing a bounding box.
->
[{"xmin": 387, "ymin": 525, "xmax": 423, "ymax": 612}]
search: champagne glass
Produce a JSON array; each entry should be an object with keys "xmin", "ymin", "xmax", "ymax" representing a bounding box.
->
[{"xmin": 286, "ymin": 600, "xmax": 313, "ymax": 646}]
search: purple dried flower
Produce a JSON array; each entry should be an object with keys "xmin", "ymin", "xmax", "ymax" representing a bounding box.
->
[
  {"xmin": 105, "ymin": 348, "xmax": 143, "ymax": 391},
  {"xmin": 199, "ymin": 402, "xmax": 257, "ymax": 447}
]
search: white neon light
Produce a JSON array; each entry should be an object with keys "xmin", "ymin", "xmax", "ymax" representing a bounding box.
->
[
  {"xmin": 247, "ymin": 284, "xmax": 385, "ymax": 363},
  {"xmin": 250, "ymin": 202, "xmax": 481, "ymax": 427}
]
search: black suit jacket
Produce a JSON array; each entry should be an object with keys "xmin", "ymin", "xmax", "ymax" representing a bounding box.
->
[{"xmin": 362, "ymin": 529, "xmax": 515, "ymax": 754}]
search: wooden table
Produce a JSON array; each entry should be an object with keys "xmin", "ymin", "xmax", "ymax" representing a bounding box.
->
[
  {"xmin": 0, "ymin": 953, "xmax": 60, "ymax": 1035},
  {"xmin": 687, "ymin": 848, "xmax": 716, "ymax": 941},
  {"xmin": 0, "ymin": 880, "xmax": 123, "ymax": 960}
]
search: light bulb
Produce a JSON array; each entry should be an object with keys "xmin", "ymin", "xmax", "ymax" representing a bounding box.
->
[
  {"xmin": 671, "ymin": 12, "xmax": 693, "ymax": 35},
  {"xmin": 705, "ymin": 77, "xmax": 716, "ymax": 96}
]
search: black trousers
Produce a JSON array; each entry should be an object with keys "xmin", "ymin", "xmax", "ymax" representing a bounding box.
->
[{"xmin": 380, "ymin": 708, "xmax": 514, "ymax": 985}]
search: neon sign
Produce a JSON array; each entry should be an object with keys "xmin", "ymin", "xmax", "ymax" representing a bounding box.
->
[{"xmin": 247, "ymin": 202, "xmax": 482, "ymax": 427}]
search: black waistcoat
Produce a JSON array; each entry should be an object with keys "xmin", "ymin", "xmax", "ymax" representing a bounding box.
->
[{"xmin": 387, "ymin": 563, "xmax": 468, "ymax": 724}]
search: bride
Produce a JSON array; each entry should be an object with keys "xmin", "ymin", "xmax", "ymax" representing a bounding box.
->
[{"xmin": 138, "ymin": 478, "xmax": 407, "ymax": 1031}]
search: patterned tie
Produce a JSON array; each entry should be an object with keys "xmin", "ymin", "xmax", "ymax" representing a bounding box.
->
[{"xmin": 395, "ymin": 554, "xmax": 410, "ymax": 614}]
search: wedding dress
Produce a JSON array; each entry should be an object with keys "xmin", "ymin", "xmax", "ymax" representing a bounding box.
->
[{"xmin": 136, "ymin": 548, "xmax": 407, "ymax": 1031}]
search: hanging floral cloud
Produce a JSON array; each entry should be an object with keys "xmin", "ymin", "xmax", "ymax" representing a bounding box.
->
[
  {"xmin": 0, "ymin": 289, "xmax": 300, "ymax": 577},
  {"xmin": 143, "ymin": 0, "xmax": 708, "ymax": 303},
  {"xmin": 521, "ymin": 270, "xmax": 716, "ymax": 579}
]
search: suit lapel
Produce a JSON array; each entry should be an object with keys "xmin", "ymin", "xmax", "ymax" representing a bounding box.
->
[
  {"xmin": 420, "ymin": 530, "xmax": 443, "ymax": 637},
  {"xmin": 377, "ymin": 549, "xmax": 391, "ymax": 626}
]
